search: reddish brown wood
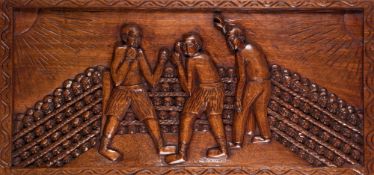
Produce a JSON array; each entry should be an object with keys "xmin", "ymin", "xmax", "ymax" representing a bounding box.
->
[{"xmin": 0, "ymin": 0, "xmax": 373, "ymax": 174}]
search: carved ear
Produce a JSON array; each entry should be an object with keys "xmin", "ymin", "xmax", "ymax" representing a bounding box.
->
[{"xmin": 213, "ymin": 13, "xmax": 226, "ymax": 34}]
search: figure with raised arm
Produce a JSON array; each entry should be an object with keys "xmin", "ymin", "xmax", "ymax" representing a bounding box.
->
[
  {"xmin": 214, "ymin": 14, "xmax": 272, "ymax": 148},
  {"xmin": 165, "ymin": 32, "xmax": 228, "ymax": 165},
  {"xmin": 99, "ymin": 23, "xmax": 176, "ymax": 161}
]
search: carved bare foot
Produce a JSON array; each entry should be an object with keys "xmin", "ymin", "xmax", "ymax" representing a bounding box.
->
[
  {"xmin": 98, "ymin": 148, "xmax": 123, "ymax": 162},
  {"xmin": 159, "ymin": 145, "xmax": 177, "ymax": 155},
  {"xmin": 246, "ymin": 131, "xmax": 254, "ymax": 144},
  {"xmin": 206, "ymin": 147, "xmax": 228, "ymax": 159},
  {"xmin": 165, "ymin": 154, "xmax": 186, "ymax": 165},
  {"xmin": 228, "ymin": 142, "xmax": 242, "ymax": 149},
  {"xmin": 252, "ymin": 136, "xmax": 271, "ymax": 144}
]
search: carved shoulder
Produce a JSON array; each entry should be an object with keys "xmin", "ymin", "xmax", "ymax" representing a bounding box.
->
[
  {"xmin": 115, "ymin": 45, "xmax": 127, "ymax": 51},
  {"xmin": 240, "ymin": 43, "xmax": 263, "ymax": 60},
  {"xmin": 114, "ymin": 46, "xmax": 127, "ymax": 58}
]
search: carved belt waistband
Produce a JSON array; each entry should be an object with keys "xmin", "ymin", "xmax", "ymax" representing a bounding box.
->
[
  {"xmin": 116, "ymin": 84, "xmax": 145, "ymax": 92},
  {"xmin": 199, "ymin": 82, "xmax": 223, "ymax": 88},
  {"xmin": 249, "ymin": 77, "xmax": 270, "ymax": 83}
]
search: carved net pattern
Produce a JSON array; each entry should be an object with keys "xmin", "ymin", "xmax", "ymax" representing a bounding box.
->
[{"xmin": 11, "ymin": 64, "xmax": 363, "ymax": 167}]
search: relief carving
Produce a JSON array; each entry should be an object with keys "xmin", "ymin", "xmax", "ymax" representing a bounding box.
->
[
  {"xmin": 99, "ymin": 24, "xmax": 176, "ymax": 162},
  {"xmin": 214, "ymin": 14, "xmax": 272, "ymax": 147},
  {"xmin": 12, "ymin": 66, "xmax": 104, "ymax": 167},
  {"xmin": 165, "ymin": 33, "xmax": 228, "ymax": 164},
  {"xmin": 11, "ymin": 13, "xmax": 364, "ymax": 168}
]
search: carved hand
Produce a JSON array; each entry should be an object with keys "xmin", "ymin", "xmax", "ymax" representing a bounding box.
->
[
  {"xmin": 159, "ymin": 48, "xmax": 170, "ymax": 63},
  {"xmin": 174, "ymin": 41, "xmax": 183, "ymax": 54},
  {"xmin": 171, "ymin": 52, "xmax": 182, "ymax": 66},
  {"xmin": 235, "ymin": 99, "xmax": 242, "ymax": 112},
  {"xmin": 126, "ymin": 47, "xmax": 138, "ymax": 61}
]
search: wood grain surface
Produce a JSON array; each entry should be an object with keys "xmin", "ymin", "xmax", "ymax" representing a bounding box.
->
[{"xmin": 0, "ymin": 0, "xmax": 373, "ymax": 174}]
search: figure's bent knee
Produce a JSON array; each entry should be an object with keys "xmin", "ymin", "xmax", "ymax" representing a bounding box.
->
[
  {"xmin": 181, "ymin": 112, "xmax": 197, "ymax": 119},
  {"xmin": 208, "ymin": 113, "xmax": 222, "ymax": 117},
  {"xmin": 143, "ymin": 117, "xmax": 157, "ymax": 122},
  {"xmin": 108, "ymin": 114, "xmax": 122, "ymax": 121}
]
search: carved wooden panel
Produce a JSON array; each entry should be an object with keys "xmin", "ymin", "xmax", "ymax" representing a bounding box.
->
[{"xmin": 0, "ymin": 0, "xmax": 373, "ymax": 174}]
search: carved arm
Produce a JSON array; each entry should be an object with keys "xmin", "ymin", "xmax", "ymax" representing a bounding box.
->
[
  {"xmin": 235, "ymin": 52, "xmax": 246, "ymax": 112},
  {"xmin": 111, "ymin": 46, "xmax": 133, "ymax": 86},
  {"xmin": 138, "ymin": 48, "xmax": 168, "ymax": 87}
]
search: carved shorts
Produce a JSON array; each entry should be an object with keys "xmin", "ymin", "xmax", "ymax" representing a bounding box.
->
[
  {"xmin": 105, "ymin": 86, "xmax": 156, "ymax": 121},
  {"xmin": 183, "ymin": 83, "xmax": 224, "ymax": 115}
]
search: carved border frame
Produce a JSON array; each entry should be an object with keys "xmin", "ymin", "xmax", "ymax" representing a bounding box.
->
[{"xmin": 0, "ymin": 0, "xmax": 373, "ymax": 174}]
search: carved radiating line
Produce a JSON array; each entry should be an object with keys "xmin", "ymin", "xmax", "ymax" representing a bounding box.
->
[
  {"xmin": 35, "ymin": 25, "xmax": 77, "ymax": 52},
  {"xmin": 13, "ymin": 84, "xmax": 102, "ymax": 141},
  {"xmin": 286, "ymin": 15, "xmax": 362, "ymax": 80},
  {"xmin": 14, "ymin": 11, "xmax": 97, "ymax": 79}
]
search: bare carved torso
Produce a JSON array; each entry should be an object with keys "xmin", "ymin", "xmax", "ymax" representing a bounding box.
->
[
  {"xmin": 121, "ymin": 55, "xmax": 143, "ymax": 86},
  {"xmin": 190, "ymin": 53, "xmax": 221, "ymax": 85},
  {"xmin": 239, "ymin": 44, "xmax": 270, "ymax": 80}
]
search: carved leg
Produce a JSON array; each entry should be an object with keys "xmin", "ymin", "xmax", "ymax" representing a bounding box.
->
[
  {"xmin": 99, "ymin": 116, "xmax": 123, "ymax": 161},
  {"xmin": 165, "ymin": 113, "xmax": 196, "ymax": 165},
  {"xmin": 99, "ymin": 89, "xmax": 130, "ymax": 162},
  {"xmin": 232, "ymin": 83, "xmax": 261, "ymax": 148},
  {"xmin": 231, "ymin": 109, "xmax": 247, "ymax": 149},
  {"xmin": 246, "ymin": 109, "xmax": 256, "ymax": 143},
  {"xmin": 252, "ymin": 81, "xmax": 272, "ymax": 144},
  {"xmin": 101, "ymin": 70, "xmax": 112, "ymax": 137},
  {"xmin": 206, "ymin": 114, "xmax": 228, "ymax": 159},
  {"xmin": 132, "ymin": 91, "xmax": 176, "ymax": 156},
  {"xmin": 144, "ymin": 118, "xmax": 176, "ymax": 155}
]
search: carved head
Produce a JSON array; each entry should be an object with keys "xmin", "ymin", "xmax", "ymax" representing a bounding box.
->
[
  {"xmin": 226, "ymin": 26, "xmax": 246, "ymax": 51},
  {"xmin": 120, "ymin": 24, "xmax": 142, "ymax": 48},
  {"xmin": 182, "ymin": 33, "xmax": 203, "ymax": 57},
  {"xmin": 175, "ymin": 96, "xmax": 185, "ymax": 107},
  {"xmin": 158, "ymin": 111, "xmax": 168, "ymax": 120},
  {"xmin": 164, "ymin": 66, "xmax": 176, "ymax": 78},
  {"xmin": 161, "ymin": 82, "xmax": 170, "ymax": 92},
  {"xmin": 213, "ymin": 14, "xmax": 245, "ymax": 51},
  {"xmin": 172, "ymin": 83, "xmax": 182, "ymax": 92},
  {"xmin": 227, "ymin": 68, "xmax": 235, "ymax": 78},
  {"xmin": 71, "ymin": 81, "xmax": 83, "ymax": 95},
  {"xmin": 163, "ymin": 97, "xmax": 174, "ymax": 106},
  {"xmin": 218, "ymin": 67, "xmax": 226, "ymax": 77},
  {"xmin": 152, "ymin": 97, "xmax": 162, "ymax": 106}
]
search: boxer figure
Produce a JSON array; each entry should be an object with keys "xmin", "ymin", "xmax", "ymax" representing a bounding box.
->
[
  {"xmin": 99, "ymin": 23, "xmax": 176, "ymax": 161},
  {"xmin": 165, "ymin": 33, "xmax": 228, "ymax": 165}
]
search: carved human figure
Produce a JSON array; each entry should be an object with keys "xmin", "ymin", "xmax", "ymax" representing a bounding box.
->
[
  {"xmin": 99, "ymin": 23, "xmax": 176, "ymax": 161},
  {"xmin": 165, "ymin": 33, "xmax": 228, "ymax": 164},
  {"xmin": 214, "ymin": 14, "xmax": 272, "ymax": 148}
]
